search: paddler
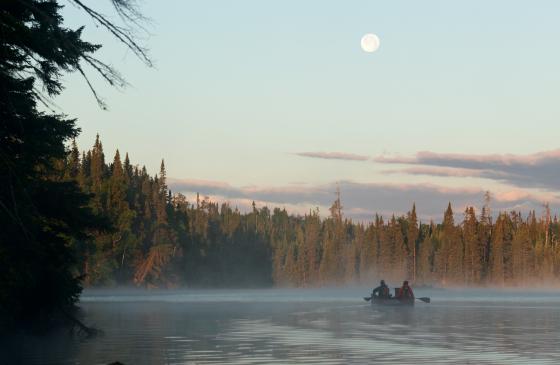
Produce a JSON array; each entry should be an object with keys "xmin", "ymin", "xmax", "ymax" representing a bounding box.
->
[
  {"xmin": 397, "ymin": 280, "xmax": 414, "ymax": 301},
  {"xmin": 371, "ymin": 279, "xmax": 390, "ymax": 299}
]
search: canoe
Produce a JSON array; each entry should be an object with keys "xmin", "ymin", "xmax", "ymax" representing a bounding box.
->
[{"xmin": 371, "ymin": 297, "xmax": 414, "ymax": 306}]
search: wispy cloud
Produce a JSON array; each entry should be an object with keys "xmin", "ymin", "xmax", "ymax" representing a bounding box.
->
[
  {"xmin": 376, "ymin": 149, "xmax": 560, "ymax": 190},
  {"xmin": 168, "ymin": 178, "xmax": 558, "ymax": 222},
  {"xmin": 295, "ymin": 151, "xmax": 370, "ymax": 161},
  {"xmin": 382, "ymin": 166, "xmax": 512, "ymax": 179},
  {"xmin": 382, "ymin": 166, "xmax": 488, "ymax": 178}
]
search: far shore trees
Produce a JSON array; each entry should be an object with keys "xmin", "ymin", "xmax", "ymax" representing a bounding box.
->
[{"xmin": 65, "ymin": 136, "xmax": 560, "ymax": 289}]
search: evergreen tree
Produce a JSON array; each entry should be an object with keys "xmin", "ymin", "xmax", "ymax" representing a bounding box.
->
[
  {"xmin": 511, "ymin": 223, "xmax": 531, "ymax": 285},
  {"xmin": 436, "ymin": 203, "xmax": 456, "ymax": 284},
  {"xmin": 462, "ymin": 207, "xmax": 481, "ymax": 285},
  {"xmin": 417, "ymin": 222, "xmax": 436, "ymax": 284},
  {"xmin": 66, "ymin": 140, "xmax": 81, "ymax": 180},
  {"xmin": 361, "ymin": 220, "xmax": 379, "ymax": 282},
  {"xmin": 376, "ymin": 215, "xmax": 392, "ymax": 279},
  {"xmin": 304, "ymin": 210, "xmax": 321, "ymax": 285},
  {"xmin": 319, "ymin": 221, "xmax": 337, "ymax": 284},
  {"xmin": 387, "ymin": 215, "xmax": 407, "ymax": 281},
  {"xmin": 488, "ymin": 213, "xmax": 511, "ymax": 285},
  {"xmin": 406, "ymin": 204, "xmax": 419, "ymax": 282}
]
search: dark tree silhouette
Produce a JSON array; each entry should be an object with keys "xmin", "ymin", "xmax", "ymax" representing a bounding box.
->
[{"xmin": 0, "ymin": 0, "xmax": 150, "ymax": 329}]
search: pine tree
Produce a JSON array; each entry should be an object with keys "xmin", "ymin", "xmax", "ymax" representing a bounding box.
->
[
  {"xmin": 108, "ymin": 150, "xmax": 136, "ymax": 281},
  {"xmin": 123, "ymin": 153, "xmax": 133, "ymax": 183},
  {"xmin": 91, "ymin": 135, "xmax": 106, "ymax": 188},
  {"xmin": 435, "ymin": 203, "xmax": 457, "ymax": 284},
  {"xmin": 392, "ymin": 216, "xmax": 408, "ymax": 280},
  {"xmin": 295, "ymin": 225, "xmax": 306, "ymax": 286},
  {"xmin": 490, "ymin": 214, "xmax": 506, "ymax": 286},
  {"xmin": 66, "ymin": 140, "xmax": 81, "ymax": 180},
  {"xmin": 462, "ymin": 206, "xmax": 481, "ymax": 285},
  {"xmin": 417, "ymin": 222, "xmax": 436, "ymax": 284},
  {"xmin": 406, "ymin": 203, "xmax": 419, "ymax": 282},
  {"xmin": 319, "ymin": 221, "xmax": 337, "ymax": 284},
  {"xmin": 304, "ymin": 210, "xmax": 321, "ymax": 285},
  {"xmin": 322, "ymin": 192, "xmax": 345, "ymax": 283},
  {"xmin": 361, "ymin": 221, "xmax": 379, "ymax": 283},
  {"xmin": 376, "ymin": 215, "xmax": 392, "ymax": 279},
  {"xmin": 511, "ymin": 223, "xmax": 531, "ymax": 285},
  {"xmin": 89, "ymin": 135, "xmax": 106, "ymax": 214}
]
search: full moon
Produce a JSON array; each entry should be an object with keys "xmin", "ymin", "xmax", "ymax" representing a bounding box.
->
[{"xmin": 361, "ymin": 33, "xmax": 380, "ymax": 53}]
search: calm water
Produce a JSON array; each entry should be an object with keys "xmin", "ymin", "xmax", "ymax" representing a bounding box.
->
[{"xmin": 5, "ymin": 288, "xmax": 560, "ymax": 364}]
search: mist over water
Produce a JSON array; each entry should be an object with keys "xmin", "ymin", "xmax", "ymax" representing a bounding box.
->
[{"xmin": 5, "ymin": 288, "xmax": 560, "ymax": 364}]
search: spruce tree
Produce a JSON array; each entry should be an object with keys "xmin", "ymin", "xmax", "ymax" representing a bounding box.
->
[
  {"xmin": 304, "ymin": 210, "xmax": 321, "ymax": 284},
  {"xmin": 490, "ymin": 214, "xmax": 506, "ymax": 286},
  {"xmin": 436, "ymin": 203, "xmax": 458, "ymax": 284},
  {"xmin": 406, "ymin": 203, "xmax": 419, "ymax": 282},
  {"xmin": 66, "ymin": 140, "xmax": 81, "ymax": 180},
  {"xmin": 462, "ymin": 206, "xmax": 480, "ymax": 285}
]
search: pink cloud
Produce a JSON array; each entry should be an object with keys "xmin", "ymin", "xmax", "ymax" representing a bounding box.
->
[
  {"xmin": 295, "ymin": 151, "xmax": 370, "ymax": 161},
  {"xmin": 382, "ymin": 166, "xmax": 487, "ymax": 178},
  {"xmin": 493, "ymin": 190, "xmax": 560, "ymax": 204},
  {"xmin": 374, "ymin": 154, "xmax": 417, "ymax": 164},
  {"xmin": 375, "ymin": 149, "xmax": 560, "ymax": 166},
  {"xmin": 375, "ymin": 149, "xmax": 560, "ymax": 190},
  {"xmin": 415, "ymin": 150, "xmax": 560, "ymax": 166},
  {"xmin": 168, "ymin": 178, "xmax": 232, "ymax": 190},
  {"xmin": 382, "ymin": 166, "xmax": 514, "ymax": 179}
]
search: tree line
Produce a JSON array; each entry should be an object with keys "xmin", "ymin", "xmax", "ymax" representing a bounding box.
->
[{"xmin": 68, "ymin": 137, "xmax": 560, "ymax": 288}]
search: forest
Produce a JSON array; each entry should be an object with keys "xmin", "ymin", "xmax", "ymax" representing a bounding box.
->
[{"xmin": 68, "ymin": 136, "xmax": 560, "ymax": 289}]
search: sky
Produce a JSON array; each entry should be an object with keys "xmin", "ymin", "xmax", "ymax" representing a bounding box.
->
[{"xmin": 57, "ymin": 0, "xmax": 560, "ymax": 221}]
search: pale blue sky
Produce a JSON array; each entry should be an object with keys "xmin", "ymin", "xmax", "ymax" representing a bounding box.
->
[{"xmin": 58, "ymin": 0, "xmax": 560, "ymax": 220}]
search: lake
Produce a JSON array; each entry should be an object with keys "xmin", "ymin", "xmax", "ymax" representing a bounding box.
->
[{"xmin": 5, "ymin": 287, "xmax": 560, "ymax": 364}]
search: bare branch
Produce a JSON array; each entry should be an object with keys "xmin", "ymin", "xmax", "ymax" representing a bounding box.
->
[
  {"xmin": 82, "ymin": 55, "xmax": 128, "ymax": 89},
  {"xmin": 76, "ymin": 65, "xmax": 107, "ymax": 110},
  {"xmin": 111, "ymin": 0, "xmax": 151, "ymax": 31},
  {"xmin": 68, "ymin": 0, "xmax": 152, "ymax": 67}
]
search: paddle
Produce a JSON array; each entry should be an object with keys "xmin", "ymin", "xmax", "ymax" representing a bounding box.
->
[{"xmin": 363, "ymin": 296, "xmax": 372, "ymax": 302}]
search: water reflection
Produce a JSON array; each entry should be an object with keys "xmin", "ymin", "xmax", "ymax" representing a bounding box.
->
[{"xmin": 4, "ymin": 289, "xmax": 560, "ymax": 364}]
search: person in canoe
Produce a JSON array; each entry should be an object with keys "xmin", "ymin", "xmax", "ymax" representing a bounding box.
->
[
  {"xmin": 371, "ymin": 279, "xmax": 391, "ymax": 299},
  {"xmin": 397, "ymin": 280, "xmax": 414, "ymax": 301}
]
